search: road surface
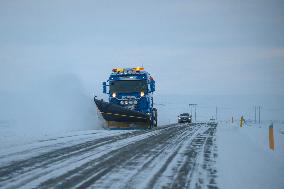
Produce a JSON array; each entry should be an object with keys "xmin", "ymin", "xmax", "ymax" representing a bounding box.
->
[{"xmin": 0, "ymin": 123, "xmax": 218, "ymax": 189}]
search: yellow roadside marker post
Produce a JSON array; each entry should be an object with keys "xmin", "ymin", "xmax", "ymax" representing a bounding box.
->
[
  {"xmin": 240, "ymin": 116, "xmax": 244, "ymax": 128},
  {"xmin": 269, "ymin": 124, "xmax": 275, "ymax": 151}
]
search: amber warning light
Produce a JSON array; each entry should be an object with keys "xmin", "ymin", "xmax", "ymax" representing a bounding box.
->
[
  {"xmin": 112, "ymin": 68, "xmax": 124, "ymax": 72},
  {"xmin": 112, "ymin": 67, "xmax": 144, "ymax": 73},
  {"xmin": 132, "ymin": 67, "xmax": 144, "ymax": 71}
]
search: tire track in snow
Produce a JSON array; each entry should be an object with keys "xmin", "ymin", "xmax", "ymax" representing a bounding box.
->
[
  {"xmin": 168, "ymin": 123, "xmax": 218, "ymax": 189},
  {"xmin": 0, "ymin": 126, "xmax": 174, "ymax": 189},
  {"xmin": 90, "ymin": 124, "xmax": 202, "ymax": 189},
  {"xmin": 38, "ymin": 125, "xmax": 184, "ymax": 189},
  {"xmin": 0, "ymin": 124, "xmax": 218, "ymax": 189},
  {"xmin": 0, "ymin": 129, "xmax": 159, "ymax": 188}
]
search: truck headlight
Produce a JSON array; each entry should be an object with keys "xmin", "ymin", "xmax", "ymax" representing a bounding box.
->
[
  {"xmin": 140, "ymin": 91, "xmax": 145, "ymax": 97},
  {"xmin": 112, "ymin": 93, "xmax": 116, "ymax": 98}
]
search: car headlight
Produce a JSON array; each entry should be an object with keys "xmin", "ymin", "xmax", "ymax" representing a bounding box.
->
[
  {"xmin": 129, "ymin": 101, "xmax": 133, "ymax": 105},
  {"xmin": 140, "ymin": 91, "xmax": 145, "ymax": 97},
  {"xmin": 134, "ymin": 100, "xmax": 138, "ymax": 104},
  {"xmin": 112, "ymin": 93, "xmax": 116, "ymax": 98},
  {"xmin": 125, "ymin": 101, "xmax": 128, "ymax": 105},
  {"xmin": 120, "ymin": 101, "xmax": 124, "ymax": 105}
]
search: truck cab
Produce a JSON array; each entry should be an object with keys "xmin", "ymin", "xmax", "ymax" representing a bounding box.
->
[{"xmin": 102, "ymin": 67, "xmax": 157, "ymax": 127}]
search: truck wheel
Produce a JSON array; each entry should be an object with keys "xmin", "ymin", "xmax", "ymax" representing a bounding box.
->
[
  {"xmin": 148, "ymin": 118, "xmax": 153, "ymax": 129},
  {"xmin": 152, "ymin": 108, "xmax": 157, "ymax": 127}
]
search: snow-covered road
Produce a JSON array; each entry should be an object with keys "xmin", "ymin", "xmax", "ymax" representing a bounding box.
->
[{"xmin": 0, "ymin": 123, "xmax": 218, "ymax": 189}]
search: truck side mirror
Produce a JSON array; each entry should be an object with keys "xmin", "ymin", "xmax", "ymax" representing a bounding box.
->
[
  {"xmin": 150, "ymin": 80, "xmax": 155, "ymax": 92},
  {"xmin": 103, "ymin": 82, "xmax": 107, "ymax": 94}
]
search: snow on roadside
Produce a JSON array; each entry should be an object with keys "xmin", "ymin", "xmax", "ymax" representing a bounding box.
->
[{"xmin": 217, "ymin": 122, "xmax": 284, "ymax": 189}]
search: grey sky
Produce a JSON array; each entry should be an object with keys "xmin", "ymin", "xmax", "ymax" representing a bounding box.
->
[{"xmin": 1, "ymin": 0, "xmax": 284, "ymax": 95}]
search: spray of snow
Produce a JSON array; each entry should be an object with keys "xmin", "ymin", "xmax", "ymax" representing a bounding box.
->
[{"xmin": 0, "ymin": 73, "xmax": 103, "ymax": 148}]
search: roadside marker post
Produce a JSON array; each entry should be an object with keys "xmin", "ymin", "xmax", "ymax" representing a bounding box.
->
[
  {"xmin": 240, "ymin": 116, "xmax": 244, "ymax": 128},
  {"xmin": 269, "ymin": 124, "xmax": 275, "ymax": 151}
]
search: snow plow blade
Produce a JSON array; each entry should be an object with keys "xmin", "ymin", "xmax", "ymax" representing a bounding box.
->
[{"xmin": 94, "ymin": 98, "xmax": 150, "ymax": 129}]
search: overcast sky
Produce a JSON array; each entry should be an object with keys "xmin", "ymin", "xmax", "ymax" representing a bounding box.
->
[{"xmin": 1, "ymin": 0, "xmax": 284, "ymax": 95}]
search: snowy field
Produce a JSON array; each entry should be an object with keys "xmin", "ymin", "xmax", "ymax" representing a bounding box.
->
[{"xmin": 217, "ymin": 122, "xmax": 284, "ymax": 189}]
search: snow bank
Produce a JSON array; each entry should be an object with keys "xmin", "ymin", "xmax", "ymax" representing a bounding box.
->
[
  {"xmin": 217, "ymin": 122, "xmax": 284, "ymax": 189},
  {"xmin": 0, "ymin": 74, "xmax": 101, "ymax": 149}
]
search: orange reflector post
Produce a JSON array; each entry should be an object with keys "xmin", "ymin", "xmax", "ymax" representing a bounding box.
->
[
  {"xmin": 269, "ymin": 124, "xmax": 275, "ymax": 151},
  {"xmin": 240, "ymin": 116, "xmax": 244, "ymax": 127}
]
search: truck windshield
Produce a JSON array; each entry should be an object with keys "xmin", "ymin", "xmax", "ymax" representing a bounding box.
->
[{"xmin": 110, "ymin": 80, "xmax": 148, "ymax": 93}]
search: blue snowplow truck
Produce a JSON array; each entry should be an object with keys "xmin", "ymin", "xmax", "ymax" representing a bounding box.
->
[{"xmin": 94, "ymin": 67, "xmax": 157, "ymax": 129}]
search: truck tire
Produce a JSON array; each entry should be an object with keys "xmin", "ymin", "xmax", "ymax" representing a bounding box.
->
[
  {"xmin": 153, "ymin": 108, "xmax": 158, "ymax": 127},
  {"xmin": 149, "ymin": 108, "xmax": 157, "ymax": 129}
]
